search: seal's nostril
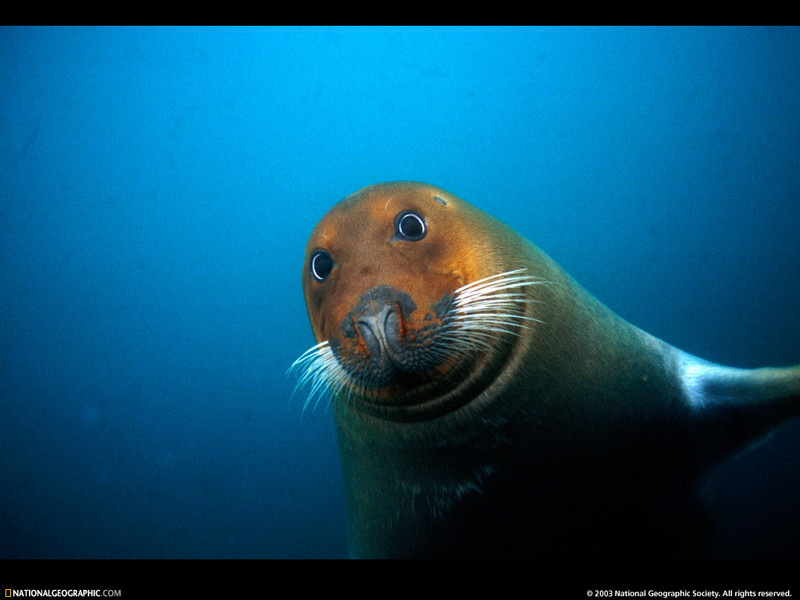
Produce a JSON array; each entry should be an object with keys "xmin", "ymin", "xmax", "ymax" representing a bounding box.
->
[
  {"xmin": 383, "ymin": 308, "xmax": 401, "ymax": 351},
  {"xmin": 357, "ymin": 315, "xmax": 382, "ymax": 357}
]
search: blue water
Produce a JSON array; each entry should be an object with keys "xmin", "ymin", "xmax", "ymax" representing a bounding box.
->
[{"xmin": 1, "ymin": 26, "xmax": 799, "ymax": 560}]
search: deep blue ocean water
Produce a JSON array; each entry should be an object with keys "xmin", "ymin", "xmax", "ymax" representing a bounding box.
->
[{"xmin": 1, "ymin": 26, "xmax": 799, "ymax": 562}]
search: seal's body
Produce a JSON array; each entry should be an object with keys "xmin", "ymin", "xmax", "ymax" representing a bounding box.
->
[{"xmin": 292, "ymin": 182, "xmax": 800, "ymax": 558}]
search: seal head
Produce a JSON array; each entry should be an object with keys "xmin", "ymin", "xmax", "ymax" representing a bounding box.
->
[{"xmin": 299, "ymin": 182, "xmax": 540, "ymax": 421}]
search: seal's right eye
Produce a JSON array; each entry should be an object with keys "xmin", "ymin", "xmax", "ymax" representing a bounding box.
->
[
  {"xmin": 395, "ymin": 210, "xmax": 427, "ymax": 241},
  {"xmin": 310, "ymin": 249, "xmax": 334, "ymax": 282}
]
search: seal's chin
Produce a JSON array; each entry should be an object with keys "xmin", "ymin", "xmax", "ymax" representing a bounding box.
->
[
  {"xmin": 289, "ymin": 270, "xmax": 546, "ymax": 416},
  {"xmin": 330, "ymin": 336, "xmax": 451, "ymax": 395},
  {"xmin": 287, "ymin": 337, "xmax": 459, "ymax": 417}
]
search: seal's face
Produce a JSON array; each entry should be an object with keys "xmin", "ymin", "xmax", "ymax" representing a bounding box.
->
[{"xmin": 294, "ymin": 182, "xmax": 539, "ymax": 417}]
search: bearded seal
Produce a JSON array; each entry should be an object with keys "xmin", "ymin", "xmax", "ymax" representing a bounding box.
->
[{"xmin": 290, "ymin": 181, "xmax": 800, "ymax": 558}]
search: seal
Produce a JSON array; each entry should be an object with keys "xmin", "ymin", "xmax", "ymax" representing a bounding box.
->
[{"xmin": 291, "ymin": 181, "xmax": 800, "ymax": 558}]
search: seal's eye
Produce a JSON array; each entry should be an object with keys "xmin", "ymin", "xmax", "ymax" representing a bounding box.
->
[
  {"xmin": 395, "ymin": 210, "xmax": 427, "ymax": 241},
  {"xmin": 310, "ymin": 249, "xmax": 334, "ymax": 282}
]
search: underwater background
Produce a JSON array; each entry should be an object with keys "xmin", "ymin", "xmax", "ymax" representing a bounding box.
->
[{"xmin": 1, "ymin": 26, "xmax": 799, "ymax": 561}]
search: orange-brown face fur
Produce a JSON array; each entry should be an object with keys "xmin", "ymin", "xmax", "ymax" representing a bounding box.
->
[{"xmin": 301, "ymin": 182, "xmax": 508, "ymax": 399}]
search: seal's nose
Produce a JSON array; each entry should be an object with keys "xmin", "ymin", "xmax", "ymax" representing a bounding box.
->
[
  {"xmin": 331, "ymin": 284, "xmax": 452, "ymax": 386},
  {"xmin": 357, "ymin": 304, "xmax": 402, "ymax": 359}
]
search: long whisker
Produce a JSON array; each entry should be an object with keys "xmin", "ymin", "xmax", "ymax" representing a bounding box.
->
[{"xmin": 288, "ymin": 269, "xmax": 550, "ymax": 413}]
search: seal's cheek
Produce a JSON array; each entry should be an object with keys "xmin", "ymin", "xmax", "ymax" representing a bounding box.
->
[{"xmin": 303, "ymin": 283, "xmax": 339, "ymax": 345}]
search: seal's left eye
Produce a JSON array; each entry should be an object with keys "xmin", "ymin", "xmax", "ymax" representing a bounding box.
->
[
  {"xmin": 310, "ymin": 249, "xmax": 334, "ymax": 282},
  {"xmin": 395, "ymin": 210, "xmax": 427, "ymax": 241}
]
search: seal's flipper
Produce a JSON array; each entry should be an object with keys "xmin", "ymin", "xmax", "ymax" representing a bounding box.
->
[{"xmin": 682, "ymin": 357, "xmax": 800, "ymax": 465}]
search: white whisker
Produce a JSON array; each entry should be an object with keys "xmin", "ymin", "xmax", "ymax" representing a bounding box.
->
[{"xmin": 288, "ymin": 269, "xmax": 550, "ymax": 413}]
